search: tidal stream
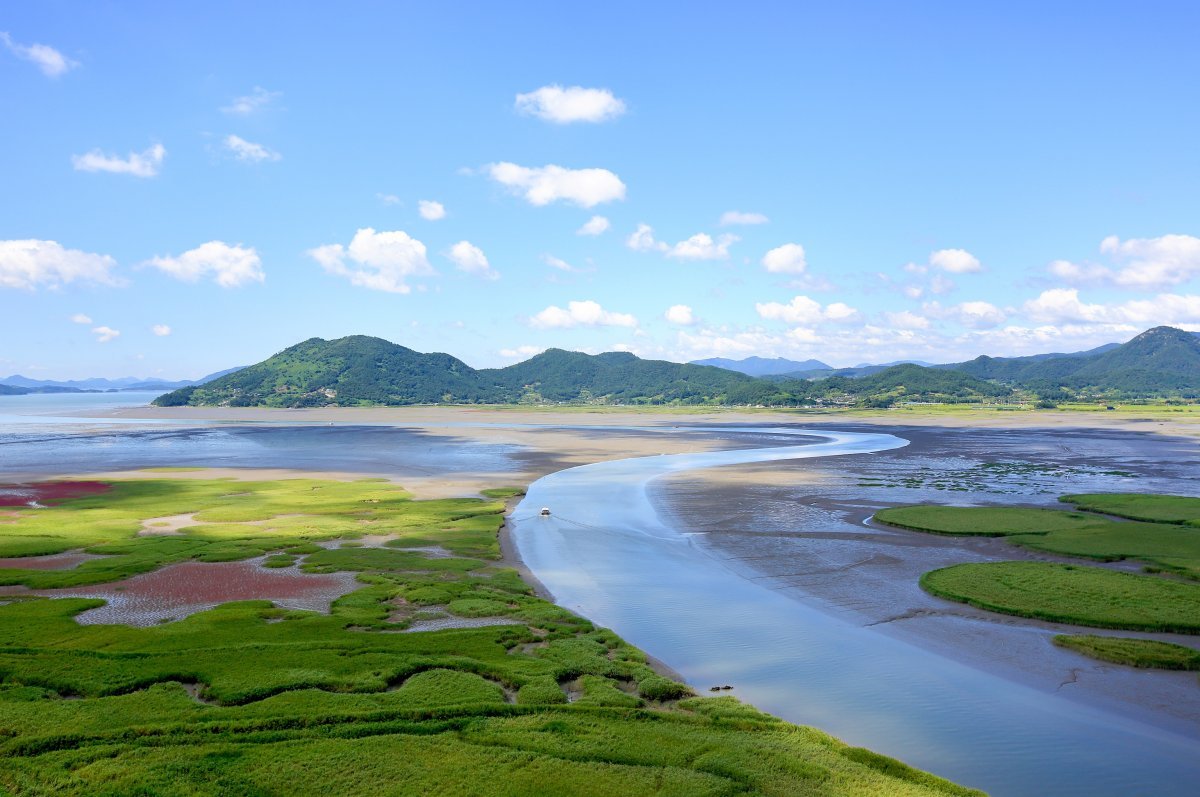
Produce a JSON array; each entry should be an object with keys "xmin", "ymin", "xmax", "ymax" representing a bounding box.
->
[{"xmin": 510, "ymin": 428, "xmax": 1200, "ymax": 797}]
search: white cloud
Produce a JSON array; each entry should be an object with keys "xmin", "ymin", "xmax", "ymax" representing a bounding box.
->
[
  {"xmin": 626, "ymin": 224, "xmax": 667, "ymax": 252},
  {"xmin": 756, "ymin": 295, "xmax": 859, "ymax": 325},
  {"xmin": 446, "ymin": 240, "xmax": 497, "ymax": 280},
  {"xmin": 69, "ymin": 314, "xmax": 91, "ymax": 324},
  {"xmin": 91, "ymin": 326, "xmax": 119, "ymax": 343},
  {"xmin": 152, "ymin": 324, "xmax": 171, "ymax": 336},
  {"xmin": 529, "ymin": 300, "xmax": 637, "ymax": 329},
  {"xmin": 669, "ymin": 232, "xmax": 738, "ymax": 260},
  {"xmin": 72, "ymin": 143, "xmax": 165, "ymax": 178},
  {"xmin": 221, "ymin": 87, "xmax": 281, "ymax": 115},
  {"xmin": 418, "ymin": 200, "xmax": 446, "ymax": 220},
  {"xmin": 499, "ymin": 345, "xmax": 545, "ymax": 359},
  {"xmin": 377, "ymin": 193, "xmax": 401, "ymax": 205},
  {"xmin": 487, "ymin": 162, "xmax": 626, "ymax": 207},
  {"xmin": 0, "ymin": 240, "xmax": 117, "ymax": 290},
  {"xmin": 0, "ymin": 32, "xmax": 78, "ymax": 77},
  {"xmin": 309, "ymin": 228, "xmax": 435, "ymax": 294},
  {"xmin": 1101, "ymin": 234, "xmax": 1200, "ymax": 289},
  {"xmin": 929, "ymin": 248, "xmax": 983, "ymax": 274},
  {"xmin": 930, "ymin": 275, "xmax": 956, "ymax": 294},
  {"xmin": 1047, "ymin": 259, "xmax": 1110, "ymax": 284},
  {"xmin": 903, "ymin": 285, "xmax": 924, "ymax": 299},
  {"xmin": 762, "ymin": 243, "xmax": 807, "ymax": 274},
  {"xmin": 147, "ymin": 241, "xmax": 264, "ymax": 288},
  {"xmin": 664, "ymin": 304, "xmax": 695, "ymax": 325},
  {"xmin": 626, "ymin": 225, "xmax": 738, "ymax": 259},
  {"xmin": 720, "ymin": 211, "xmax": 769, "ymax": 226},
  {"xmin": 951, "ymin": 300, "xmax": 1006, "ymax": 329},
  {"xmin": 1023, "ymin": 288, "xmax": 1200, "ymax": 328},
  {"xmin": 885, "ymin": 310, "xmax": 930, "ymax": 330},
  {"xmin": 223, "ymin": 135, "xmax": 280, "ymax": 163},
  {"xmin": 543, "ymin": 255, "xmax": 578, "ymax": 272},
  {"xmin": 514, "ymin": 85, "xmax": 626, "ymax": 124},
  {"xmin": 577, "ymin": 215, "xmax": 611, "ymax": 236}
]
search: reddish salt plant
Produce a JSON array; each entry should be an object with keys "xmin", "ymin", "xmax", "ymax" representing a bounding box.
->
[
  {"xmin": 0, "ymin": 551, "xmax": 108, "ymax": 571},
  {"xmin": 42, "ymin": 558, "xmax": 361, "ymax": 626},
  {"xmin": 0, "ymin": 481, "xmax": 112, "ymax": 507}
]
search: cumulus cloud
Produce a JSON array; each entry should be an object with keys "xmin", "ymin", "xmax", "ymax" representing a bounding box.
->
[
  {"xmin": 884, "ymin": 310, "xmax": 930, "ymax": 330},
  {"xmin": 720, "ymin": 211, "xmax": 769, "ymax": 226},
  {"xmin": 668, "ymin": 232, "xmax": 738, "ymax": 260},
  {"xmin": 755, "ymin": 295, "xmax": 859, "ymax": 325},
  {"xmin": 487, "ymin": 162, "xmax": 626, "ymax": 207},
  {"xmin": 1047, "ymin": 259, "xmax": 1110, "ymax": 284},
  {"xmin": 1023, "ymin": 288, "xmax": 1200, "ymax": 328},
  {"xmin": 223, "ymin": 135, "xmax": 280, "ymax": 162},
  {"xmin": 1, "ymin": 32, "xmax": 78, "ymax": 77},
  {"xmin": 664, "ymin": 304, "xmax": 695, "ymax": 325},
  {"xmin": 70, "ymin": 313, "xmax": 92, "ymax": 324},
  {"xmin": 376, "ymin": 193, "xmax": 401, "ymax": 205},
  {"xmin": 147, "ymin": 241, "xmax": 264, "ymax": 288},
  {"xmin": 626, "ymin": 224, "xmax": 667, "ymax": 253},
  {"xmin": 499, "ymin": 345, "xmax": 545, "ymax": 358},
  {"xmin": 529, "ymin": 300, "xmax": 637, "ymax": 329},
  {"xmin": 929, "ymin": 248, "xmax": 983, "ymax": 274},
  {"xmin": 762, "ymin": 243, "xmax": 807, "ymax": 274},
  {"xmin": 72, "ymin": 143, "xmax": 165, "ymax": 177},
  {"xmin": 91, "ymin": 326, "xmax": 119, "ymax": 343},
  {"xmin": 951, "ymin": 300, "xmax": 1006, "ymax": 329},
  {"xmin": 543, "ymin": 255, "xmax": 579, "ymax": 272},
  {"xmin": 1102, "ymin": 234, "xmax": 1200, "ymax": 289},
  {"xmin": 152, "ymin": 324, "xmax": 171, "ymax": 336},
  {"xmin": 577, "ymin": 215, "xmax": 610, "ymax": 236},
  {"xmin": 418, "ymin": 200, "xmax": 446, "ymax": 220},
  {"xmin": 626, "ymin": 225, "xmax": 738, "ymax": 259},
  {"xmin": 0, "ymin": 240, "xmax": 118, "ymax": 290},
  {"xmin": 309, "ymin": 228, "xmax": 435, "ymax": 294},
  {"xmin": 514, "ymin": 85, "xmax": 626, "ymax": 124},
  {"xmin": 446, "ymin": 240, "xmax": 497, "ymax": 279},
  {"xmin": 221, "ymin": 87, "xmax": 281, "ymax": 115}
]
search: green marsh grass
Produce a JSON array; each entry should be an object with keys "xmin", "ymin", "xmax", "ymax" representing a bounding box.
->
[{"xmin": 0, "ymin": 475, "xmax": 981, "ymax": 796}]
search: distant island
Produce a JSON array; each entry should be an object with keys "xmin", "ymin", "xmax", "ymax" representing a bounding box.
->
[{"xmin": 153, "ymin": 326, "xmax": 1200, "ymax": 409}]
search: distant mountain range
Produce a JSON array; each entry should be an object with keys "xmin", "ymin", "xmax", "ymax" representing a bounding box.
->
[
  {"xmin": 689, "ymin": 356, "xmax": 832, "ymax": 376},
  {"xmin": 75, "ymin": 325, "xmax": 1200, "ymax": 410},
  {"xmin": 0, "ymin": 367, "xmax": 244, "ymax": 395}
]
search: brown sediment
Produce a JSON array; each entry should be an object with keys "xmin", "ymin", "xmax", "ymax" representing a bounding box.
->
[
  {"xmin": 0, "ymin": 551, "xmax": 108, "ymax": 571},
  {"xmin": 0, "ymin": 480, "xmax": 112, "ymax": 507}
]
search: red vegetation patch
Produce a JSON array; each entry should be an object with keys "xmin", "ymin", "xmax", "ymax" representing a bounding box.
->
[
  {"xmin": 0, "ymin": 481, "xmax": 112, "ymax": 507},
  {"xmin": 45, "ymin": 559, "xmax": 360, "ymax": 626}
]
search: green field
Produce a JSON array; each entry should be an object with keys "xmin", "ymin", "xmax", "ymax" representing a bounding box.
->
[
  {"xmin": 1052, "ymin": 636, "xmax": 1200, "ymax": 671},
  {"xmin": 920, "ymin": 562, "xmax": 1200, "ymax": 633},
  {"xmin": 875, "ymin": 496, "xmax": 1200, "ymax": 580},
  {"xmin": 0, "ymin": 476, "xmax": 979, "ymax": 796}
]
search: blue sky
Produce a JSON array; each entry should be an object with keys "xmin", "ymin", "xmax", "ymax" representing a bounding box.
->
[{"xmin": 3, "ymin": 1, "xmax": 1199, "ymax": 379}]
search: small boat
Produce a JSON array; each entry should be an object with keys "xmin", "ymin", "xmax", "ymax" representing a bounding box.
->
[{"xmin": 539, "ymin": 507, "xmax": 551, "ymax": 516}]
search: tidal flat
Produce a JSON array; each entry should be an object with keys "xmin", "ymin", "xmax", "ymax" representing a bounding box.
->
[{"xmin": 4, "ymin": 397, "xmax": 1200, "ymax": 795}]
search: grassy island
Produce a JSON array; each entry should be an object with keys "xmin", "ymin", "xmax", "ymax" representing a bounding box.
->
[{"xmin": 0, "ymin": 476, "xmax": 980, "ymax": 796}]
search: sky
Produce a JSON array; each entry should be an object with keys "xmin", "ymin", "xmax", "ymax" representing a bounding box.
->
[{"xmin": 2, "ymin": 1, "xmax": 1199, "ymax": 379}]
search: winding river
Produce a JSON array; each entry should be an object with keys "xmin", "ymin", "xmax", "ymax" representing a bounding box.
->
[{"xmin": 510, "ymin": 428, "xmax": 1200, "ymax": 797}]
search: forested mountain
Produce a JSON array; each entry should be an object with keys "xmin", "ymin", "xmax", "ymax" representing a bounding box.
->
[
  {"xmin": 947, "ymin": 327, "xmax": 1200, "ymax": 396},
  {"xmin": 152, "ymin": 327, "xmax": 1199, "ymax": 409}
]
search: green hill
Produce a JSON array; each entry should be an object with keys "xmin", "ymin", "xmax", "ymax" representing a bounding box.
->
[
  {"xmin": 948, "ymin": 327, "xmax": 1200, "ymax": 396},
  {"xmin": 155, "ymin": 337, "xmax": 756, "ymax": 408},
  {"xmin": 154, "ymin": 326, "xmax": 1197, "ymax": 409},
  {"xmin": 155, "ymin": 336, "xmax": 488, "ymax": 407}
]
